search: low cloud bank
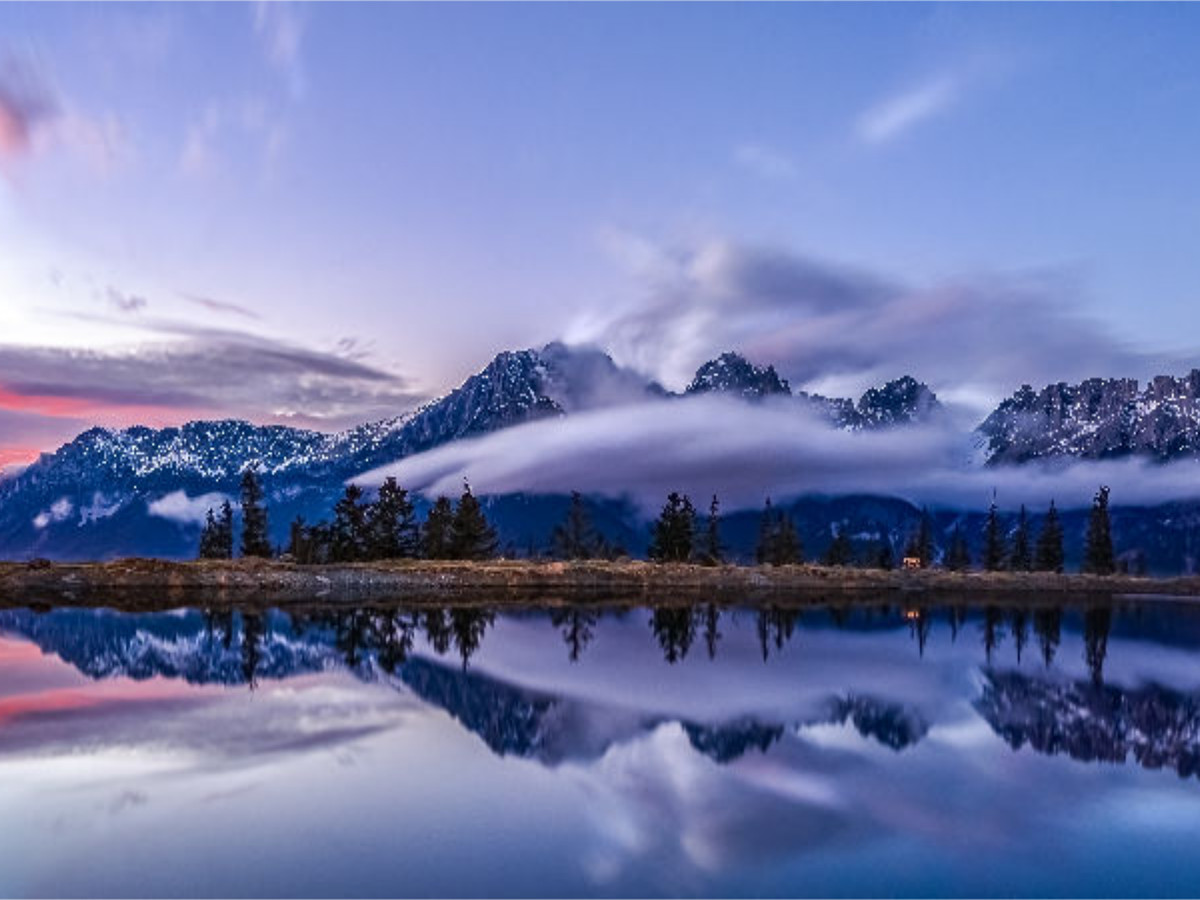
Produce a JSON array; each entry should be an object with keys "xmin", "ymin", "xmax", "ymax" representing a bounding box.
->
[
  {"xmin": 148, "ymin": 491, "xmax": 232, "ymax": 526},
  {"xmin": 359, "ymin": 395, "xmax": 1200, "ymax": 514}
]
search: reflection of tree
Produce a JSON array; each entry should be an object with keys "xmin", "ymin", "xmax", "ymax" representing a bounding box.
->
[
  {"xmin": 423, "ymin": 609, "xmax": 453, "ymax": 656},
  {"xmin": 702, "ymin": 604, "xmax": 722, "ymax": 660},
  {"xmin": 550, "ymin": 607, "xmax": 597, "ymax": 663},
  {"xmin": 1033, "ymin": 607, "xmax": 1062, "ymax": 668},
  {"xmin": 1084, "ymin": 605, "xmax": 1113, "ymax": 686},
  {"xmin": 1010, "ymin": 609, "xmax": 1029, "ymax": 665},
  {"xmin": 204, "ymin": 608, "xmax": 236, "ymax": 651},
  {"xmin": 651, "ymin": 606, "xmax": 697, "ymax": 664},
  {"xmin": 981, "ymin": 606, "xmax": 1006, "ymax": 665},
  {"xmin": 907, "ymin": 607, "xmax": 931, "ymax": 658},
  {"xmin": 240, "ymin": 610, "xmax": 263, "ymax": 690},
  {"xmin": 450, "ymin": 607, "xmax": 495, "ymax": 669},
  {"xmin": 947, "ymin": 605, "xmax": 967, "ymax": 644},
  {"xmin": 376, "ymin": 610, "xmax": 417, "ymax": 675},
  {"xmin": 755, "ymin": 607, "xmax": 799, "ymax": 662}
]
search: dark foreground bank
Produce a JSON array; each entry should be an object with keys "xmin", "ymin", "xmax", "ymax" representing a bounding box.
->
[{"xmin": 2, "ymin": 558, "xmax": 1198, "ymax": 609}]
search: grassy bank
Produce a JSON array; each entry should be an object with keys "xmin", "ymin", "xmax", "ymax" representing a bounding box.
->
[{"xmin": 1, "ymin": 558, "xmax": 1197, "ymax": 610}]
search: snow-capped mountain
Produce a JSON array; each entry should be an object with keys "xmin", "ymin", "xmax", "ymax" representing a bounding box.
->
[
  {"xmin": 686, "ymin": 352, "xmax": 791, "ymax": 400},
  {"xmin": 979, "ymin": 371, "xmax": 1200, "ymax": 464}
]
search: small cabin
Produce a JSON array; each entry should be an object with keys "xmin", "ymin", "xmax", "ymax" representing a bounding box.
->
[{"xmin": 902, "ymin": 556, "xmax": 922, "ymax": 570}]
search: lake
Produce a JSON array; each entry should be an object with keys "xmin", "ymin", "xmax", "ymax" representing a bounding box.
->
[{"xmin": 0, "ymin": 597, "xmax": 1198, "ymax": 897}]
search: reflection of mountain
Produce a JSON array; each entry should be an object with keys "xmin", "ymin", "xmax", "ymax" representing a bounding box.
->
[
  {"xmin": 684, "ymin": 719, "xmax": 785, "ymax": 762},
  {"xmin": 976, "ymin": 671, "xmax": 1200, "ymax": 778},
  {"xmin": 829, "ymin": 696, "xmax": 929, "ymax": 750}
]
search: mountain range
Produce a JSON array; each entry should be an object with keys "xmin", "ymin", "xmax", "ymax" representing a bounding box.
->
[{"xmin": 2, "ymin": 341, "xmax": 1200, "ymax": 570}]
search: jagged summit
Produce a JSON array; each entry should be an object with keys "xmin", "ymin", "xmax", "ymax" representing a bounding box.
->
[
  {"xmin": 855, "ymin": 376, "xmax": 942, "ymax": 428},
  {"xmin": 979, "ymin": 370, "xmax": 1200, "ymax": 464},
  {"xmin": 685, "ymin": 352, "xmax": 791, "ymax": 400}
]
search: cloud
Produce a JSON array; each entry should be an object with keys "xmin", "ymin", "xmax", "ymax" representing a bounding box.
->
[
  {"xmin": 253, "ymin": 2, "xmax": 306, "ymax": 99},
  {"xmin": 148, "ymin": 490, "xmax": 233, "ymax": 525},
  {"xmin": 733, "ymin": 142, "xmax": 796, "ymax": 181},
  {"xmin": 857, "ymin": 76, "xmax": 958, "ymax": 145},
  {"xmin": 33, "ymin": 497, "xmax": 73, "ymax": 530},
  {"xmin": 106, "ymin": 286, "xmax": 148, "ymax": 314},
  {"xmin": 0, "ymin": 325, "xmax": 426, "ymax": 433},
  {"xmin": 360, "ymin": 394, "xmax": 1200, "ymax": 514},
  {"xmin": 180, "ymin": 292, "xmax": 260, "ymax": 321},
  {"xmin": 0, "ymin": 56, "xmax": 58, "ymax": 160},
  {"xmin": 574, "ymin": 237, "xmax": 1184, "ymax": 415}
]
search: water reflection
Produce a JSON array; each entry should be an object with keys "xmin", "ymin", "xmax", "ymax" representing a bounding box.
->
[{"xmin": 0, "ymin": 597, "xmax": 1199, "ymax": 896}]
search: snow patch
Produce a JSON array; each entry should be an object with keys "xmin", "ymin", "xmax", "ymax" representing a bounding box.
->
[{"xmin": 78, "ymin": 492, "xmax": 124, "ymax": 525}]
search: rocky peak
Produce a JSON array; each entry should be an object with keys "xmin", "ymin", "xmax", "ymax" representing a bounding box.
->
[
  {"xmin": 685, "ymin": 352, "xmax": 792, "ymax": 400},
  {"xmin": 855, "ymin": 376, "xmax": 942, "ymax": 428}
]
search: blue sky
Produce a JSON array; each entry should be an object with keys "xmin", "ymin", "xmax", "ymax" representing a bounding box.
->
[{"xmin": 2, "ymin": 2, "xmax": 1199, "ymax": 462}]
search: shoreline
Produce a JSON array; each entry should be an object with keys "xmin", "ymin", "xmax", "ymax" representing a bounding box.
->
[{"xmin": 2, "ymin": 558, "xmax": 1198, "ymax": 610}]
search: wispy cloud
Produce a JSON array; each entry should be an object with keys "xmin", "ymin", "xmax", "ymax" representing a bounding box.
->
[
  {"xmin": 0, "ymin": 56, "xmax": 58, "ymax": 161},
  {"xmin": 180, "ymin": 292, "xmax": 260, "ymax": 321},
  {"xmin": 733, "ymin": 142, "xmax": 796, "ymax": 181},
  {"xmin": 106, "ymin": 286, "xmax": 147, "ymax": 314},
  {"xmin": 253, "ymin": 2, "xmax": 306, "ymax": 100},
  {"xmin": 857, "ymin": 76, "xmax": 958, "ymax": 145}
]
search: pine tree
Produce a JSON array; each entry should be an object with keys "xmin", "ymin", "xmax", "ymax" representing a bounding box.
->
[
  {"xmin": 423, "ymin": 496, "xmax": 454, "ymax": 559},
  {"xmin": 1034, "ymin": 500, "xmax": 1065, "ymax": 573},
  {"xmin": 1084, "ymin": 485, "xmax": 1116, "ymax": 575},
  {"xmin": 331, "ymin": 484, "xmax": 371, "ymax": 562},
  {"xmin": 945, "ymin": 525, "xmax": 972, "ymax": 571},
  {"xmin": 649, "ymin": 492, "xmax": 696, "ymax": 562},
  {"xmin": 1010, "ymin": 504, "xmax": 1032, "ymax": 572},
  {"xmin": 198, "ymin": 508, "xmax": 220, "ymax": 559},
  {"xmin": 822, "ymin": 530, "xmax": 854, "ymax": 567},
  {"xmin": 450, "ymin": 481, "xmax": 498, "ymax": 561},
  {"xmin": 983, "ymin": 498, "xmax": 1006, "ymax": 572},
  {"xmin": 874, "ymin": 539, "xmax": 895, "ymax": 570},
  {"xmin": 755, "ymin": 498, "xmax": 802, "ymax": 566},
  {"xmin": 915, "ymin": 508, "xmax": 934, "ymax": 567},
  {"xmin": 217, "ymin": 501, "xmax": 234, "ymax": 559},
  {"xmin": 367, "ymin": 477, "xmax": 419, "ymax": 559},
  {"xmin": 550, "ymin": 491, "xmax": 601, "ymax": 560},
  {"xmin": 700, "ymin": 494, "xmax": 723, "ymax": 566},
  {"xmin": 239, "ymin": 467, "xmax": 271, "ymax": 558}
]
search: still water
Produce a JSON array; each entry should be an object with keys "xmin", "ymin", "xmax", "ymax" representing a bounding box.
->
[{"xmin": 0, "ymin": 597, "xmax": 1198, "ymax": 898}]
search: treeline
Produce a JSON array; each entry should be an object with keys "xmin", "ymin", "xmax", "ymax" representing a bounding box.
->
[{"xmin": 201, "ymin": 472, "xmax": 1122, "ymax": 575}]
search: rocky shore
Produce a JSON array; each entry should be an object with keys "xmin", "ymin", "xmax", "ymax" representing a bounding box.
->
[{"xmin": 1, "ymin": 558, "xmax": 1197, "ymax": 610}]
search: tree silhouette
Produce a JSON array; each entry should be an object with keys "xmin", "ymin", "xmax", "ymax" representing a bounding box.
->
[
  {"xmin": 450, "ymin": 482, "xmax": 498, "ymax": 561},
  {"xmin": 649, "ymin": 492, "xmax": 696, "ymax": 563},
  {"xmin": 1084, "ymin": 486, "xmax": 1116, "ymax": 575},
  {"xmin": 945, "ymin": 525, "xmax": 971, "ymax": 571},
  {"xmin": 423, "ymin": 608, "xmax": 453, "ymax": 655},
  {"xmin": 983, "ymin": 498, "xmax": 1006, "ymax": 572},
  {"xmin": 702, "ymin": 604, "xmax": 722, "ymax": 659},
  {"xmin": 904, "ymin": 508, "xmax": 934, "ymax": 567},
  {"xmin": 874, "ymin": 539, "xmax": 895, "ymax": 570},
  {"xmin": 240, "ymin": 610, "xmax": 265, "ymax": 689},
  {"xmin": 1010, "ymin": 505, "xmax": 1033, "ymax": 571},
  {"xmin": 1010, "ymin": 608, "xmax": 1029, "ymax": 664},
  {"xmin": 699, "ymin": 495, "xmax": 724, "ymax": 566},
  {"xmin": 1034, "ymin": 500, "xmax": 1065, "ymax": 573},
  {"xmin": 822, "ymin": 530, "xmax": 854, "ymax": 567},
  {"xmin": 239, "ymin": 467, "xmax": 271, "ymax": 558},
  {"xmin": 908, "ymin": 607, "xmax": 931, "ymax": 658},
  {"xmin": 376, "ymin": 610, "xmax": 417, "ymax": 674},
  {"xmin": 332, "ymin": 484, "xmax": 371, "ymax": 562},
  {"xmin": 981, "ymin": 605, "xmax": 1006, "ymax": 665},
  {"xmin": 217, "ymin": 501, "xmax": 234, "ymax": 558},
  {"xmin": 755, "ymin": 499, "xmax": 802, "ymax": 566},
  {"xmin": 198, "ymin": 508, "xmax": 221, "ymax": 559},
  {"xmin": 450, "ymin": 607, "xmax": 495, "ymax": 668},
  {"xmin": 368, "ymin": 477, "xmax": 420, "ymax": 559},
  {"xmin": 755, "ymin": 607, "xmax": 799, "ymax": 661},
  {"xmin": 422, "ymin": 496, "xmax": 455, "ymax": 559},
  {"xmin": 550, "ymin": 492, "xmax": 603, "ymax": 560}
]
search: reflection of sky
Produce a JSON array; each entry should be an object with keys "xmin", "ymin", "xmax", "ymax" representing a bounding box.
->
[{"xmin": 0, "ymin": 606, "xmax": 1199, "ymax": 897}]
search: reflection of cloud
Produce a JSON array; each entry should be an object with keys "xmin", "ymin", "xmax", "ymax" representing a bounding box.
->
[
  {"xmin": 253, "ymin": 2, "xmax": 306, "ymax": 99},
  {"xmin": 364, "ymin": 394, "xmax": 1200, "ymax": 512},
  {"xmin": 858, "ymin": 75, "xmax": 958, "ymax": 144},
  {"xmin": 733, "ymin": 142, "xmax": 796, "ymax": 180}
]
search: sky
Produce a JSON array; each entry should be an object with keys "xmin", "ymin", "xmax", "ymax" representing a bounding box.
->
[{"xmin": 3, "ymin": 2, "xmax": 1200, "ymax": 468}]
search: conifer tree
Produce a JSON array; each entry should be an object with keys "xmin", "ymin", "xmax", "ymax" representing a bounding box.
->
[
  {"xmin": 217, "ymin": 500, "xmax": 234, "ymax": 559},
  {"xmin": 331, "ymin": 484, "xmax": 371, "ymax": 562},
  {"xmin": 983, "ymin": 498, "xmax": 1006, "ymax": 572},
  {"xmin": 367, "ymin": 477, "xmax": 419, "ymax": 559},
  {"xmin": 945, "ymin": 525, "xmax": 972, "ymax": 571},
  {"xmin": 755, "ymin": 499, "xmax": 802, "ymax": 566},
  {"xmin": 1084, "ymin": 485, "xmax": 1116, "ymax": 575},
  {"xmin": 198, "ymin": 508, "xmax": 220, "ymax": 559},
  {"xmin": 1034, "ymin": 500, "xmax": 1065, "ymax": 573},
  {"xmin": 239, "ymin": 467, "xmax": 271, "ymax": 558},
  {"xmin": 1010, "ymin": 504, "xmax": 1032, "ymax": 572},
  {"xmin": 450, "ymin": 481, "xmax": 498, "ymax": 561},
  {"xmin": 423, "ymin": 496, "xmax": 454, "ymax": 559},
  {"xmin": 874, "ymin": 539, "xmax": 895, "ymax": 570},
  {"xmin": 822, "ymin": 530, "xmax": 854, "ymax": 567},
  {"xmin": 700, "ymin": 494, "xmax": 723, "ymax": 566},
  {"xmin": 649, "ymin": 492, "xmax": 696, "ymax": 562},
  {"xmin": 550, "ymin": 491, "xmax": 602, "ymax": 560},
  {"xmin": 755, "ymin": 499, "xmax": 777, "ymax": 565}
]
